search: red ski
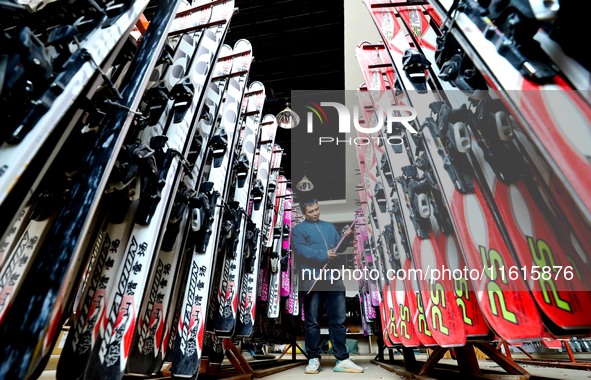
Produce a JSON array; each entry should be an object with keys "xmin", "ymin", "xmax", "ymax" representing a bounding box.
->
[
  {"xmin": 394, "ymin": 3, "xmax": 591, "ymax": 333},
  {"xmin": 357, "ymin": 47, "xmax": 470, "ymax": 346},
  {"xmin": 362, "ymin": 1, "xmax": 546, "ymax": 342},
  {"xmin": 427, "ymin": 0, "xmax": 591, "ymax": 225},
  {"xmin": 355, "ymin": 121, "xmax": 421, "ymax": 348}
]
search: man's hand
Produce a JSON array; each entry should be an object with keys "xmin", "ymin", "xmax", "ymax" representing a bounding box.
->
[{"xmin": 327, "ymin": 249, "xmax": 337, "ymax": 260}]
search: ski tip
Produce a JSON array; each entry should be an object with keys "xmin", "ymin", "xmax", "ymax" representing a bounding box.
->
[
  {"xmin": 261, "ymin": 114, "xmax": 277, "ymax": 125},
  {"xmin": 248, "ymin": 81, "xmax": 265, "ymax": 93}
]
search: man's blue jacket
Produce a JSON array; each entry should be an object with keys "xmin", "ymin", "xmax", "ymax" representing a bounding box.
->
[{"xmin": 292, "ymin": 219, "xmax": 346, "ymax": 292}]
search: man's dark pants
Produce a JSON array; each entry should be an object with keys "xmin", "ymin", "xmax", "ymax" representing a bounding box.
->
[{"xmin": 302, "ymin": 290, "xmax": 349, "ymax": 361}]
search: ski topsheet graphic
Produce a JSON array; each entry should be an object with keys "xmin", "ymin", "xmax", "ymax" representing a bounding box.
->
[
  {"xmin": 0, "ymin": 188, "xmax": 59, "ymax": 327},
  {"xmin": 0, "ymin": 205, "xmax": 32, "ymax": 269}
]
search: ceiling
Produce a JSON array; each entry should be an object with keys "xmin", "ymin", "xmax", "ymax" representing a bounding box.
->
[{"xmin": 224, "ymin": 0, "xmax": 347, "ymax": 202}]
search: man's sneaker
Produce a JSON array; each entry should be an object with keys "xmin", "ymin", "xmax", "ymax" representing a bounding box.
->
[
  {"xmin": 333, "ymin": 358, "xmax": 364, "ymax": 373},
  {"xmin": 305, "ymin": 358, "xmax": 320, "ymax": 374}
]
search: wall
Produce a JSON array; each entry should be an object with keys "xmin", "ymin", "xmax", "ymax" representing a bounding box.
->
[{"xmin": 318, "ymin": 0, "xmax": 381, "ymax": 225}]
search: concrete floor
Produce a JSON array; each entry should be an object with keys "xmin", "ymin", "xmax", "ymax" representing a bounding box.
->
[
  {"xmin": 251, "ymin": 357, "xmax": 396, "ymax": 380},
  {"xmin": 39, "ymin": 353, "xmax": 591, "ymax": 379},
  {"xmin": 260, "ymin": 355, "xmax": 591, "ymax": 380}
]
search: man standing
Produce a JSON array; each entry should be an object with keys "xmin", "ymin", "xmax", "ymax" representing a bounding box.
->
[{"xmin": 292, "ymin": 198, "xmax": 363, "ymax": 374}]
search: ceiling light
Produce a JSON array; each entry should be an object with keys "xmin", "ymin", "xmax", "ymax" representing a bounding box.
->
[
  {"xmin": 276, "ymin": 103, "xmax": 300, "ymax": 129},
  {"xmin": 296, "ymin": 175, "xmax": 314, "ymax": 192}
]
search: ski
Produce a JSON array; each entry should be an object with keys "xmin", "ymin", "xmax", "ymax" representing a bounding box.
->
[
  {"xmin": 279, "ymin": 188, "xmax": 293, "ymax": 299},
  {"xmin": 0, "ymin": 0, "xmax": 150, "ymax": 240},
  {"xmin": 125, "ymin": 43, "xmax": 238, "ymax": 380},
  {"xmin": 363, "ymin": 0, "xmax": 546, "ymax": 342},
  {"xmin": 235, "ymin": 126, "xmax": 280, "ymax": 338},
  {"xmin": 155, "ymin": 41, "xmax": 238, "ymax": 373},
  {"xmin": 260, "ymin": 148, "xmax": 284, "ymax": 252},
  {"xmin": 357, "ymin": 122, "xmax": 421, "ymax": 348},
  {"xmin": 353, "ymin": 137, "xmax": 399, "ymax": 346},
  {"xmin": 354, "ymin": 216, "xmax": 377, "ymax": 326},
  {"xmin": 357, "ymin": 186, "xmax": 399, "ymax": 347},
  {"xmin": 2, "ymin": 38, "xmax": 138, "ymax": 372},
  {"xmin": 83, "ymin": 5, "xmax": 233, "ymax": 379},
  {"xmin": 379, "ymin": 87, "xmax": 468, "ymax": 347},
  {"xmin": 284, "ymin": 190, "xmax": 299, "ymax": 317},
  {"xmin": 29, "ymin": 41, "xmax": 145, "ymax": 380},
  {"xmin": 171, "ymin": 0, "xmax": 227, "ymax": 33},
  {"xmin": 54, "ymin": 3, "xmax": 227, "ymax": 379},
  {"xmin": 422, "ymin": 5, "xmax": 591, "ymax": 263},
  {"xmin": 427, "ymin": 0, "xmax": 591, "ymax": 224},
  {"xmin": 0, "ymin": 186, "xmax": 61, "ymax": 326},
  {"xmin": 0, "ymin": 0, "xmax": 188, "ymax": 375},
  {"xmin": 357, "ymin": 43, "xmax": 471, "ymax": 347},
  {"xmin": 192, "ymin": 47, "xmax": 253, "ymax": 365},
  {"xmin": 266, "ymin": 176, "xmax": 288, "ymax": 318},
  {"xmin": 256, "ymin": 144, "xmax": 283, "ymax": 304},
  {"xmin": 214, "ymin": 80, "xmax": 266, "ymax": 336},
  {"xmin": 396, "ymin": 3, "xmax": 591, "ymax": 333},
  {"xmin": 391, "ymin": 6, "xmax": 492, "ymax": 339},
  {"xmin": 170, "ymin": 33, "xmax": 251, "ymax": 378},
  {"xmin": 355, "ymin": 150, "xmax": 383, "ymax": 310},
  {"xmin": 57, "ymin": 32, "xmax": 186, "ymax": 380},
  {"xmin": 55, "ymin": 35, "xmax": 192, "ymax": 380}
]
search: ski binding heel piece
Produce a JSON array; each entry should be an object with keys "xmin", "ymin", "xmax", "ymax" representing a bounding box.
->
[
  {"xmin": 494, "ymin": 111, "xmax": 514, "ymax": 141},
  {"xmin": 452, "ymin": 122, "xmax": 471, "ymax": 153},
  {"xmin": 416, "ymin": 193, "xmax": 430, "ymax": 219},
  {"xmin": 402, "ymin": 48, "xmax": 431, "ymax": 94}
]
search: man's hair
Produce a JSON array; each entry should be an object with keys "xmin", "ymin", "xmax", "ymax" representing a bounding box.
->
[{"xmin": 299, "ymin": 198, "xmax": 318, "ymax": 214}]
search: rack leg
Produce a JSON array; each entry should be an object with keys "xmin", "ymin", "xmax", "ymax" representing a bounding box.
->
[
  {"xmin": 474, "ymin": 342, "xmax": 530, "ymax": 377},
  {"xmin": 418, "ymin": 346, "xmax": 447, "ymax": 376},
  {"xmin": 401, "ymin": 347, "xmax": 418, "ymax": 372},
  {"xmin": 455, "ymin": 344, "xmax": 481, "ymax": 377}
]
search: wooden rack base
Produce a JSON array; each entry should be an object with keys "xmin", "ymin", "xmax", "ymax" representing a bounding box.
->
[
  {"xmin": 122, "ymin": 338, "xmax": 306, "ymax": 380},
  {"xmin": 202, "ymin": 340, "xmax": 307, "ymax": 379},
  {"xmin": 372, "ymin": 337, "xmax": 531, "ymax": 380},
  {"xmin": 498, "ymin": 340, "xmax": 591, "ymax": 371}
]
